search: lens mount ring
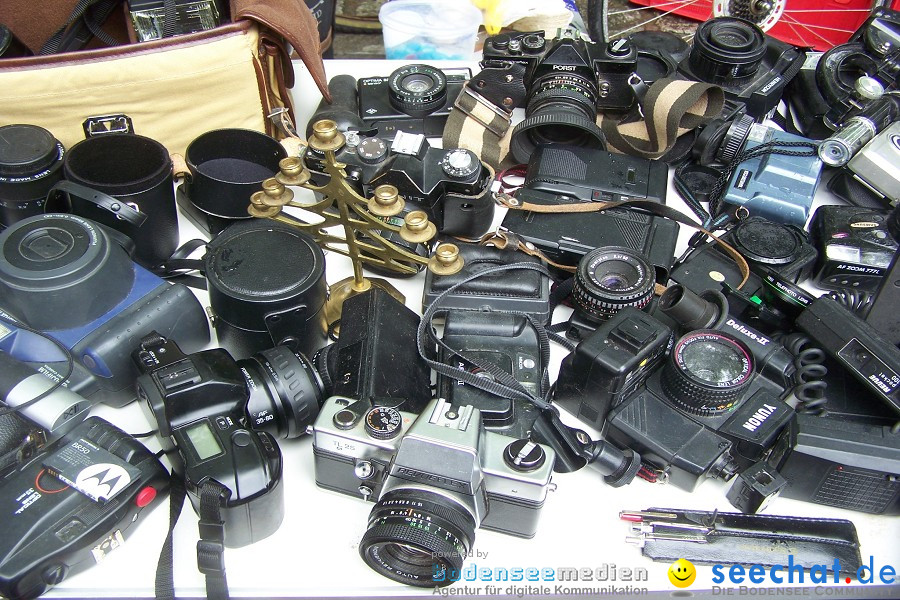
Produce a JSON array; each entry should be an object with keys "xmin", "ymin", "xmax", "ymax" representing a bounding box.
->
[
  {"xmin": 359, "ymin": 489, "xmax": 477, "ymax": 587},
  {"xmin": 716, "ymin": 114, "xmax": 755, "ymax": 164},
  {"xmin": 662, "ymin": 329, "xmax": 754, "ymax": 416},
  {"xmin": 388, "ymin": 64, "xmax": 448, "ymax": 118},
  {"xmin": 572, "ymin": 246, "xmax": 655, "ymax": 323}
]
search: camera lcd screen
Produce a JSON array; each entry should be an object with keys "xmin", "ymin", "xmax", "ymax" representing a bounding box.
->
[{"xmin": 185, "ymin": 421, "xmax": 223, "ymax": 460}]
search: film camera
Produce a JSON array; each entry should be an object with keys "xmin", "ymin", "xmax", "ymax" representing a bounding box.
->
[
  {"xmin": 133, "ymin": 333, "xmax": 326, "ymax": 546},
  {"xmin": 677, "ymin": 16, "xmax": 804, "ymax": 119},
  {"xmin": 811, "ymin": 205, "xmax": 899, "ymax": 293},
  {"xmin": 302, "ymin": 126, "xmax": 494, "ymax": 239},
  {"xmin": 477, "ymin": 30, "xmax": 638, "ymax": 162},
  {"xmin": 311, "ymin": 397, "xmax": 555, "ymax": 587},
  {"xmin": 0, "ymin": 214, "xmax": 208, "ymax": 408}
]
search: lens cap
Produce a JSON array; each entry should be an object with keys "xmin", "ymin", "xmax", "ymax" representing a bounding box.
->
[
  {"xmin": 0, "ymin": 125, "xmax": 62, "ymax": 178},
  {"xmin": 730, "ymin": 217, "xmax": 805, "ymax": 267},
  {"xmin": 0, "ymin": 214, "xmax": 134, "ymax": 330}
]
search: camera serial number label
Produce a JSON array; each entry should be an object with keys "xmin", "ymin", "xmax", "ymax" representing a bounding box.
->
[{"xmin": 839, "ymin": 338, "xmax": 900, "ymax": 395}]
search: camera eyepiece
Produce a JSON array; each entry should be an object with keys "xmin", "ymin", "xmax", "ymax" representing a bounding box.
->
[
  {"xmin": 690, "ymin": 17, "xmax": 767, "ymax": 84},
  {"xmin": 661, "ymin": 330, "xmax": 755, "ymax": 416},
  {"xmin": 388, "ymin": 65, "xmax": 449, "ymax": 119},
  {"xmin": 572, "ymin": 247, "xmax": 655, "ymax": 323},
  {"xmin": 359, "ymin": 488, "xmax": 476, "ymax": 587}
]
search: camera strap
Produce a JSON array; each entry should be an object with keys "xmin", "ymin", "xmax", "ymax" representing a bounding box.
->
[{"xmin": 443, "ymin": 78, "xmax": 723, "ymax": 168}]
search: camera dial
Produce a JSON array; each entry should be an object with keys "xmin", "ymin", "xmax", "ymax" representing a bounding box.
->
[
  {"xmin": 572, "ymin": 247, "xmax": 656, "ymax": 323},
  {"xmin": 661, "ymin": 330, "xmax": 754, "ymax": 416},
  {"xmin": 356, "ymin": 137, "xmax": 389, "ymax": 164},
  {"xmin": 364, "ymin": 406, "xmax": 403, "ymax": 440},
  {"xmin": 440, "ymin": 149, "xmax": 480, "ymax": 180}
]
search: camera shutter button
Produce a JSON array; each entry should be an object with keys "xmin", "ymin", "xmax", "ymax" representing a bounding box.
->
[
  {"xmin": 333, "ymin": 409, "xmax": 359, "ymax": 430},
  {"xmin": 504, "ymin": 439, "xmax": 546, "ymax": 471}
]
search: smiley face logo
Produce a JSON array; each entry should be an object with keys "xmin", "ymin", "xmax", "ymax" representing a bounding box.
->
[{"xmin": 668, "ymin": 558, "xmax": 696, "ymax": 588}]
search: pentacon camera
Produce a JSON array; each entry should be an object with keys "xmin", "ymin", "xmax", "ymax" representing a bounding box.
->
[
  {"xmin": 677, "ymin": 16, "xmax": 804, "ymax": 119},
  {"xmin": 311, "ymin": 397, "xmax": 555, "ymax": 587},
  {"xmin": 0, "ymin": 214, "xmax": 209, "ymax": 407},
  {"xmin": 479, "ymin": 30, "xmax": 638, "ymax": 162},
  {"xmin": 357, "ymin": 64, "xmax": 470, "ymax": 138}
]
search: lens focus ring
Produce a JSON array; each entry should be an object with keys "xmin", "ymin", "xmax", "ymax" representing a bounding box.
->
[
  {"xmin": 572, "ymin": 247, "xmax": 655, "ymax": 323},
  {"xmin": 661, "ymin": 330, "xmax": 754, "ymax": 416}
]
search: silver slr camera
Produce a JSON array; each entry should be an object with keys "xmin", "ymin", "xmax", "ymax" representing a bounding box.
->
[{"xmin": 311, "ymin": 397, "xmax": 556, "ymax": 587}]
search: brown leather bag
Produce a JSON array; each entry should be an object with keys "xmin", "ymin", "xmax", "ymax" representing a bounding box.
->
[{"xmin": 0, "ymin": 0, "xmax": 330, "ymax": 155}]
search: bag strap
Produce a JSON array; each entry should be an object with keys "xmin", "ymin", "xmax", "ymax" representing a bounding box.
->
[{"xmin": 40, "ymin": 0, "xmax": 124, "ymax": 54}]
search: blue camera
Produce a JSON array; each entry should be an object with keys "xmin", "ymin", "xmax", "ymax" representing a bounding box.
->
[{"xmin": 0, "ymin": 213, "xmax": 209, "ymax": 407}]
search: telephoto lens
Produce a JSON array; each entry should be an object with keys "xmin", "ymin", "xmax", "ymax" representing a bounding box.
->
[
  {"xmin": 661, "ymin": 330, "xmax": 755, "ymax": 416},
  {"xmin": 572, "ymin": 246, "xmax": 656, "ymax": 325},
  {"xmin": 689, "ymin": 17, "xmax": 767, "ymax": 84},
  {"xmin": 0, "ymin": 124, "xmax": 65, "ymax": 228}
]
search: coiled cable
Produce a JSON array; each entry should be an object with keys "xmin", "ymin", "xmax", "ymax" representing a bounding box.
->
[{"xmin": 779, "ymin": 332, "xmax": 828, "ymax": 415}]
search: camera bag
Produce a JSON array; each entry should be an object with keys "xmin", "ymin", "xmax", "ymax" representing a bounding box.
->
[{"xmin": 0, "ymin": 0, "xmax": 329, "ymax": 156}]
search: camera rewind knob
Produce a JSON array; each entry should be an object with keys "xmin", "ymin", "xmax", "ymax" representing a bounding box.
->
[{"xmin": 503, "ymin": 439, "xmax": 546, "ymax": 471}]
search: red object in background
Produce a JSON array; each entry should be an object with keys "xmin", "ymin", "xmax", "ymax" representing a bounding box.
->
[{"xmin": 627, "ymin": 0, "xmax": 900, "ymax": 50}]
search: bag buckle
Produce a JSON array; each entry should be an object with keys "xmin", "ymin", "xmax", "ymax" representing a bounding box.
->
[
  {"xmin": 83, "ymin": 114, "xmax": 135, "ymax": 138},
  {"xmin": 453, "ymin": 86, "xmax": 513, "ymax": 139}
]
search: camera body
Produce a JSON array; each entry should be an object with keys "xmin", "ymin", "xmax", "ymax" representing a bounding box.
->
[
  {"xmin": 811, "ymin": 204, "xmax": 899, "ymax": 293},
  {"xmin": 604, "ymin": 323, "xmax": 795, "ymax": 491},
  {"xmin": 829, "ymin": 121, "xmax": 900, "ymax": 209},
  {"xmin": 304, "ymin": 131, "xmax": 494, "ymax": 238},
  {"xmin": 312, "ymin": 397, "xmax": 555, "ymax": 537},
  {"xmin": 676, "ymin": 17, "xmax": 804, "ymax": 119},
  {"xmin": 0, "ymin": 214, "xmax": 208, "ymax": 407},
  {"xmin": 437, "ymin": 311, "xmax": 543, "ymax": 439},
  {"xmin": 357, "ymin": 65, "xmax": 470, "ymax": 138},
  {"xmin": 134, "ymin": 335, "xmax": 297, "ymax": 547}
]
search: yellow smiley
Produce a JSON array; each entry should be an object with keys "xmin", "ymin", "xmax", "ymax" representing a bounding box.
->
[{"xmin": 668, "ymin": 558, "xmax": 697, "ymax": 588}]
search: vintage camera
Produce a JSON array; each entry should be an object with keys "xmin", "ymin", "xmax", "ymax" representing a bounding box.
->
[
  {"xmin": 478, "ymin": 30, "xmax": 638, "ymax": 162},
  {"xmin": 357, "ymin": 64, "xmax": 470, "ymax": 139},
  {"xmin": 303, "ymin": 129, "xmax": 494, "ymax": 239},
  {"xmin": 0, "ymin": 418, "xmax": 168, "ymax": 600},
  {"xmin": 811, "ymin": 204, "xmax": 899, "ymax": 293},
  {"xmin": 437, "ymin": 311, "xmax": 543, "ymax": 439},
  {"xmin": 677, "ymin": 16, "xmax": 804, "ymax": 119},
  {"xmin": 128, "ymin": 0, "xmax": 224, "ymax": 42},
  {"xmin": 500, "ymin": 144, "xmax": 678, "ymax": 278},
  {"xmin": 312, "ymin": 288, "xmax": 432, "ymax": 414},
  {"xmin": 0, "ymin": 214, "xmax": 209, "ymax": 407},
  {"xmin": 603, "ymin": 315, "xmax": 795, "ymax": 491},
  {"xmin": 134, "ymin": 333, "xmax": 323, "ymax": 546},
  {"xmin": 828, "ymin": 120, "xmax": 900, "ymax": 209},
  {"xmin": 311, "ymin": 397, "xmax": 555, "ymax": 587}
]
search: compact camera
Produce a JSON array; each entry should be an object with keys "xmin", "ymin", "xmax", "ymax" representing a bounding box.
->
[
  {"xmin": 437, "ymin": 311, "xmax": 543, "ymax": 439},
  {"xmin": 478, "ymin": 30, "xmax": 638, "ymax": 162},
  {"xmin": 811, "ymin": 204, "xmax": 899, "ymax": 293},
  {"xmin": 311, "ymin": 397, "xmax": 555, "ymax": 587},
  {"xmin": 828, "ymin": 120, "xmax": 900, "ymax": 209},
  {"xmin": 303, "ymin": 129, "xmax": 494, "ymax": 239},
  {"xmin": 676, "ymin": 16, "xmax": 804, "ymax": 119},
  {"xmin": 134, "ymin": 333, "xmax": 323, "ymax": 546},
  {"xmin": 357, "ymin": 65, "xmax": 470, "ymax": 139},
  {"xmin": 0, "ymin": 214, "xmax": 209, "ymax": 407}
]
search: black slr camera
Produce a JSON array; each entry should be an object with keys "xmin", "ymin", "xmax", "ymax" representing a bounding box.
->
[
  {"xmin": 677, "ymin": 16, "xmax": 804, "ymax": 119},
  {"xmin": 478, "ymin": 31, "xmax": 638, "ymax": 162},
  {"xmin": 303, "ymin": 128, "xmax": 494, "ymax": 239}
]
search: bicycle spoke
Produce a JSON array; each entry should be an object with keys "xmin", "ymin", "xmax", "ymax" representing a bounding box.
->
[{"xmin": 610, "ymin": 0, "xmax": 706, "ymax": 38}]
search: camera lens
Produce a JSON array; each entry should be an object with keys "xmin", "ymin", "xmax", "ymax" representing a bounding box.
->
[
  {"xmin": 662, "ymin": 330, "xmax": 754, "ymax": 416},
  {"xmin": 572, "ymin": 247, "xmax": 655, "ymax": 323},
  {"xmin": 359, "ymin": 489, "xmax": 476, "ymax": 587},
  {"xmin": 689, "ymin": 17, "xmax": 767, "ymax": 84},
  {"xmin": 240, "ymin": 345, "xmax": 325, "ymax": 439},
  {"xmin": 0, "ymin": 124, "xmax": 65, "ymax": 228},
  {"xmin": 388, "ymin": 64, "xmax": 448, "ymax": 118}
]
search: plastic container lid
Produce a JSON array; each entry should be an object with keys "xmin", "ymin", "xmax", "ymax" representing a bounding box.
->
[{"xmin": 379, "ymin": 0, "xmax": 482, "ymax": 43}]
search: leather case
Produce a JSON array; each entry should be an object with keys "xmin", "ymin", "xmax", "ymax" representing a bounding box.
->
[{"xmin": 422, "ymin": 241, "xmax": 551, "ymax": 322}]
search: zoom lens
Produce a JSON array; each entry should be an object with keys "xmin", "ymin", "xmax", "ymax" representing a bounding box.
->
[
  {"xmin": 0, "ymin": 125, "xmax": 65, "ymax": 228},
  {"xmin": 388, "ymin": 64, "xmax": 448, "ymax": 118},
  {"xmin": 360, "ymin": 489, "xmax": 477, "ymax": 587},
  {"xmin": 241, "ymin": 345, "xmax": 325, "ymax": 439},
  {"xmin": 509, "ymin": 71, "xmax": 607, "ymax": 164},
  {"xmin": 661, "ymin": 330, "xmax": 754, "ymax": 416},
  {"xmin": 572, "ymin": 247, "xmax": 655, "ymax": 323},
  {"xmin": 689, "ymin": 17, "xmax": 766, "ymax": 83}
]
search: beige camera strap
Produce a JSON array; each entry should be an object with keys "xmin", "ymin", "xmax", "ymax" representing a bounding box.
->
[
  {"xmin": 443, "ymin": 78, "xmax": 724, "ymax": 168},
  {"xmin": 599, "ymin": 78, "xmax": 725, "ymax": 160},
  {"xmin": 490, "ymin": 193, "xmax": 752, "ymax": 290}
]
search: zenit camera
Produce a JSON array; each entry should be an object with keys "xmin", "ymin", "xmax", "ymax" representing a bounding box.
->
[
  {"xmin": 478, "ymin": 30, "xmax": 638, "ymax": 162},
  {"xmin": 311, "ymin": 397, "xmax": 555, "ymax": 587}
]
